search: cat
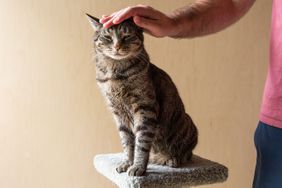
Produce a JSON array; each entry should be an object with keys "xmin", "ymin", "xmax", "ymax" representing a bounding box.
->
[{"xmin": 86, "ymin": 13, "xmax": 198, "ymax": 176}]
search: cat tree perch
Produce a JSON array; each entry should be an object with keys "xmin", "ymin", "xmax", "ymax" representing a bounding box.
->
[{"xmin": 94, "ymin": 153, "xmax": 228, "ymax": 188}]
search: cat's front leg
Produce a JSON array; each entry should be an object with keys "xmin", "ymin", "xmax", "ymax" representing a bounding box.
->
[
  {"xmin": 127, "ymin": 108, "xmax": 157, "ymax": 176},
  {"xmin": 115, "ymin": 122, "xmax": 135, "ymax": 173}
]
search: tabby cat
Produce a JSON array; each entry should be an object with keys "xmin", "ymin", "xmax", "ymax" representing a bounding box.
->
[{"xmin": 86, "ymin": 13, "xmax": 198, "ymax": 176}]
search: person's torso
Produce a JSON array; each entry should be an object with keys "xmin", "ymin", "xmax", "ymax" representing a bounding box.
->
[{"xmin": 260, "ymin": 0, "xmax": 282, "ymax": 128}]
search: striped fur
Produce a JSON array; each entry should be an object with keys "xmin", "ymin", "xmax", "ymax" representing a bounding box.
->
[{"xmin": 87, "ymin": 14, "xmax": 198, "ymax": 176}]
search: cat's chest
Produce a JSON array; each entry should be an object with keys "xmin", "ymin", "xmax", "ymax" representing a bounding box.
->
[{"xmin": 98, "ymin": 81, "xmax": 129, "ymax": 105}]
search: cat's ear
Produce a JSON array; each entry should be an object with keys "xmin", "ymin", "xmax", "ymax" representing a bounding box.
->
[{"xmin": 86, "ymin": 13, "xmax": 102, "ymax": 31}]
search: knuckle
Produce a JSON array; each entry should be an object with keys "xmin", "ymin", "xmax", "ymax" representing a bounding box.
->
[
  {"xmin": 143, "ymin": 5, "xmax": 152, "ymax": 10},
  {"xmin": 137, "ymin": 4, "xmax": 150, "ymax": 8},
  {"xmin": 127, "ymin": 6, "xmax": 138, "ymax": 13},
  {"xmin": 136, "ymin": 4, "xmax": 151, "ymax": 10}
]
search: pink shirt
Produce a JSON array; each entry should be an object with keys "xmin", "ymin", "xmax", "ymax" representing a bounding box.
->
[{"xmin": 260, "ymin": 0, "xmax": 282, "ymax": 128}]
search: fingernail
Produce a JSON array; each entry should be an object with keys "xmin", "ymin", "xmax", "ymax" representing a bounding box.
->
[{"xmin": 113, "ymin": 18, "xmax": 119, "ymax": 24}]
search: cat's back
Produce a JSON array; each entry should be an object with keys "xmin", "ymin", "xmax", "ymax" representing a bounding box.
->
[{"xmin": 149, "ymin": 63, "xmax": 181, "ymax": 101}]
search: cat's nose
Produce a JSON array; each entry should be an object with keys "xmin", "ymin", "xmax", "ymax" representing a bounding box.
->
[{"xmin": 114, "ymin": 42, "xmax": 121, "ymax": 50}]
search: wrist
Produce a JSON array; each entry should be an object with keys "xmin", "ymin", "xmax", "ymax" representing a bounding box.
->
[
  {"xmin": 166, "ymin": 8, "xmax": 194, "ymax": 39},
  {"xmin": 166, "ymin": 13, "xmax": 183, "ymax": 38}
]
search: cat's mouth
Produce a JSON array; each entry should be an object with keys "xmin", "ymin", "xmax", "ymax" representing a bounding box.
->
[
  {"xmin": 114, "ymin": 51, "xmax": 124, "ymax": 56},
  {"xmin": 105, "ymin": 48, "xmax": 142, "ymax": 60},
  {"xmin": 109, "ymin": 51, "xmax": 132, "ymax": 60}
]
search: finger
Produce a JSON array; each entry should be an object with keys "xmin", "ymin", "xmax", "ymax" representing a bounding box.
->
[
  {"xmin": 112, "ymin": 7, "xmax": 132, "ymax": 24},
  {"xmin": 113, "ymin": 6, "xmax": 158, "ymax": 25},
  {"xmin": 103, "ymin": 13, "xmax": 121, "ymax": 28},
  {"xmin": 102, "ymin": 9, "xmax": 127, "ymax": 27},
  {"xmin": 113, "ymin": 7, "xmax": 133, "ymax": 24},
  {"xmin": 112, "ymin": 8, "xmax": 130, "ymax": 24},
  {"xmin": 100, "ymin": 16, "xmax": 112, "ymax": 24},
  {"xmin": 100, "ymin": 11, "xmax": 119, "ymax": 23}
]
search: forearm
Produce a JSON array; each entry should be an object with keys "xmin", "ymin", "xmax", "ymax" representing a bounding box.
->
[{"xmin": 169, "ymin": 0, "xmax": 256, "ymax": 38}]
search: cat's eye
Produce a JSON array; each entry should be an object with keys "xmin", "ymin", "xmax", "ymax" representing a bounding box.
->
[
  {"xmin": 123, "ymin": 35, "xmax": 131, "ymax": 39},
  {"xmin": 123, "ymin": 35, "xmax": 135, "ymax": 41},
  {"xmin": 103, "ymin": 35, "xmax": 112, "ymax": 42}
]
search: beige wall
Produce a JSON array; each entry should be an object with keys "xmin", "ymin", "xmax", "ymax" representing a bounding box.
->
[{"xmin": 0, "ymin": 0, "xmax": 271, "ymax": 188}]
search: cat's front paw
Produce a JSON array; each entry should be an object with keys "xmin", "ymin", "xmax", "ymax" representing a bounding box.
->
[
  {"xmin": 165, "ymin": 158, "xmax": 178, "ymax": 168},
  {"xmin": 116, "ymin": 160, "xmax": 133, "ymax": 173},
  {"xmin": 127, "ymin": 164, "xmax": 146, "ymax": 176}
]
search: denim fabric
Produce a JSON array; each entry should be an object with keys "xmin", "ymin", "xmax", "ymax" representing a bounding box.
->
[{"xmin": 253, "ymin": 121, "xmax": 282, "ymax": 188}]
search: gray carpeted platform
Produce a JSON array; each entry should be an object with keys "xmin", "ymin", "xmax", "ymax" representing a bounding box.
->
[{"xmin": 94, "ymin": 153, "xmax": 228, "ymax": 188}]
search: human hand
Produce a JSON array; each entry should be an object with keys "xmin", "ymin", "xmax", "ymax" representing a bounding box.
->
[{"xmin": 99, "ymin": 5, "xmax": 179, "ymax": 38}]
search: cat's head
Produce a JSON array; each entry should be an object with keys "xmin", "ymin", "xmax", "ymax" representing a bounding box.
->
[{"xmin": 86, "ymin": 13, "xmax": 144, "ymax": 60}]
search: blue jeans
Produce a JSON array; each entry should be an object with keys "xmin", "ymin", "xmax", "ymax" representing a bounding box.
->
[{"xmin": 253, "ymin": 121, "xmax": 282, "ymax": 188}]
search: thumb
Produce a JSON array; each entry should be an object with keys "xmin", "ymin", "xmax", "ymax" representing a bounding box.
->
[{"xmin": 133, "ymin": 16, "xmax": 157, "ymax": 32}]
